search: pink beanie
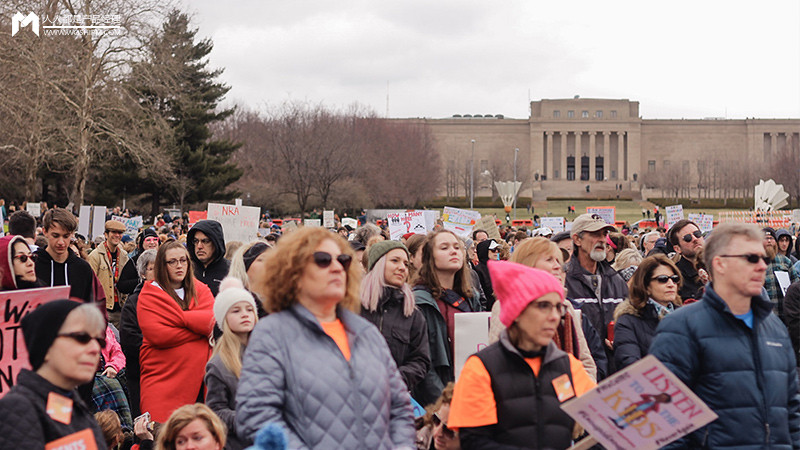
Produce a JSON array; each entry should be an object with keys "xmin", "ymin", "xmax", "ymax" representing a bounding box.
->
[{"xmin": 488, "ymin": 260, "xmax": 565, "ymax": 327}]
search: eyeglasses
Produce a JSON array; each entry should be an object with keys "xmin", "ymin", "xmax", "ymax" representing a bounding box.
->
[
  {"xmin": 13, "ymin": 254, "xmax": 37, "ymax": 263},
  {"xmin": 193, "ymin": 238, "xmax": 212, "ymax": 246},
  {"xmin": 652, "ymin": 275, "xmax": 680, "ymax": 284},
  {"xmin": 312, "ymin": 252, "xmax": 352, "ymax": 270},
  {"xmin": 719, "ymin": 254, "xmax": 769, "ymax": 265},
  {"xmin": 58, "ymin": 332, "xmax": 106, "ymax": 348},
  {"xmin": 681, "ymin": 230, "xmax": 703, "ymax": 243},
  {"xmin": 431, "ymin": 412, "xmax": 455, "ymax": 439},
  {"xmin": 531, "ymin": 301, "xmax": 566, "ymax": 316},
  {"xmin": 166, "ymin": 257, "xmax": 189, "ymax": 267}
]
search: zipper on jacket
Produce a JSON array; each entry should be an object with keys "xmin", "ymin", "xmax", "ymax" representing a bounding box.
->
[{"xmin": 765, "ymin": 422, "xmax": 770, "ymax": 444}]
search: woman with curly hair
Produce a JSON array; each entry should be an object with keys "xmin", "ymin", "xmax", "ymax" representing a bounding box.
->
[{"xmin": 236, "ymin": 227, "xmax": 415, "ymax": 449}]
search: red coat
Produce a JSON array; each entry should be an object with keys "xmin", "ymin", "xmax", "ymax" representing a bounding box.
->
[{"xmin": 138, "ymin": 279, "xmax": 214, "ymax": 422}]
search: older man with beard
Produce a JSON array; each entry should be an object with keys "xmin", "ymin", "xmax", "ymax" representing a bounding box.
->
[
  {"xmin": 668, "ymin": 219, "xmax": 705, "ymax": 302},
  {"xmin": 565, "ymin": 213, "xmax": 629, "ymax": 376},
  {"xmin": 762, "ymin": 227, "xmax": 800, "ymax": 322}
]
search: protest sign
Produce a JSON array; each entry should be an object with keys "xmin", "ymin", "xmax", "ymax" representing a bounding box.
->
[
  {"xmin": 188, "ymin": 210, "xmax": 207, "ymax": 226},
  {"xmin": 207, "ymin": 203, "xmax": 261, "ymax": 244},
  {"xmin": 341, "ymin": 217, "xmax": 358, "ymax": 229},
  {"xmin": 387, "ymin": 211, "xmax": 428, "ymax": 240},
  {"xmin": 0, "ymin": 207, "xmax": 4, "ymax": 237},
  {"xmin": 587, "ymin": 207, "xmax": 615, "ymax": 224},
  {"xmin": 563, "ymin": 355, "xmax": 717, "ymax": 450},
  {"xmin": 304, "ymin": 219, "xmax": 322, "ymax": 227},
  {"xmin": 478, "ymin": 215, "xmax": 502, "ymax": 241},
  {"xmin": 423, "ymin": 210, "xmax": 440, "ymax": 232},
  {"xmin": 665, "ymin": 205, "xmax": 684, "ymax": 229},
  {"xmin": 541, "ymin": 216, "xmax": 566, "ymax": 232},
  {"xmin": 323, "ymin": 210, "xmax": 335, "ymax": 228},
  {"xmin": 442, "ymin": 207, "xmax": 481, "ymax": 238},
  {"xmin": 77, "ymin": 205, "xmax": 92, "ymax": 239},
  {"xmin": 453, "ymin": 312, "xmax": 491, "ymax": 380},
  {"xmin": 91, "ymin": 206, "xmax": 107, "ymax": 240},
  {"xmin": 687, "ymin": 213, "xmax": 713, "ymax": 233},
  {"xmin": 26, "ymin": 202, "xmax": 41, "ymax": 218},
  {"xmin": 0, "ymin": 286, "xmax": 71, "ymax": 398},
  {"xmin": 111, "ymin": 215, "xmax": 143, "ymax": 239},
  {"xmin": 282, "ymin": 220, "xmax": 299, "ymax": 234}
]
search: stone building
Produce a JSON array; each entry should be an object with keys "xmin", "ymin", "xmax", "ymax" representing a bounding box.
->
[{"xmin": 407, "ymin": 97, "xmax": 799, "ymax": 199}]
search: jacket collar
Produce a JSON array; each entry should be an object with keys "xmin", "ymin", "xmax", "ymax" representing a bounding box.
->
[
  {"xmin": 498, "ymin": 330, "xmax": 567, "ymax": 367},
  {"xmin": 289, "ymin": 302, "xmax": 370, "ymax": 338},
  {"xmin": 702, "ymin": 283, "xmax": 773, "ymax": 320},
  {"xmin": 567, "ymin": 256, "xmax": 615, "ymax": 278}
]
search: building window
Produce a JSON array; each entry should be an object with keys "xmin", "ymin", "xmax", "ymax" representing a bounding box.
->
[
  {"xmin": 581, "ymin": 110, "xmax": 589, "ymax": 118},
  {"xmin": 595, "ymin": 110, "xmax": 603, "ymax": 118},
  {"xmin": 663, "ymin": 160, "xmax": 671, "ymax": 168},
  {"xmin": 480, "ymin": 160, "xmax": 488, "ymax": 173},
  {"xmin": 611, "ymin": 110, "xmax": 617, "ymax": 118},
  {"xmin": 567, "ymin": 110, "xmax": 574, "ymax": 118},
  {"xmin": 648, "ymin": 160, "xmax": 656, "ymax": 173},
  {"xmin": 553, "ymin": 110, "xmax": 560, "ymax": 118}
]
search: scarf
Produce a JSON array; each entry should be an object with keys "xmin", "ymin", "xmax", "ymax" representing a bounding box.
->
[{"xmin": 552, "ymin": 308, "xmax": 579, "ymax": 359}]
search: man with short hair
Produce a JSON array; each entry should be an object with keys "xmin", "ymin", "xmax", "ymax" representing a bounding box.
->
[
  {"xmin": 88, "ymin": 220, "xmax": 129, "ymax": 326},
  {"xmin": 650, "ymin": 222, "xmax": 800, "ymax": 448},
  {"xmin": 8, "ymin": 210, "xmax": 37, "ymax": 247},
  {"xmin": 668, "ymin": 219, "xmax": 705, "ymax": 301},
  {"xmin": 472, "ymin": 229, "xmax": 489, "ymax": 244},
  {"xmin": 762, "ymin": 227, "xmax": 800, "ymax": 321},
  {"xmin": 640, "ymin": 231, "xmax": 659, "ymax": 256},
  {"xmin": 187, "ymin": 220, "xmax": 229, "ymax": 296},
  {"xmin": 565, "ymin": 214, "xmax": 628, "ymax": 375},
  {"xmin": 34, "ymin": 208, "xmax": 100, "ymax": 304}
]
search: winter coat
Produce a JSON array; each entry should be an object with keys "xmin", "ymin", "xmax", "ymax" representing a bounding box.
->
[
  {"xmin": 782, "ymin": 281, "xmax": 800, "ymax": 367},
  {"xmin": 205, "ymin": 353, "xmax": 247, "ymax": 450},
  {"xmin": 88, "ymin": 243, "xmax": 129, "ymax": 310},
  {"xmin": 187, "ymin": 220, "xmax": 230, "ymax": 296},
  {"xmin": 138, "ymin": 279, "xmax": 214, "ymax": 422},
  {"xmin": 117, "ymin": 255, "xmax": 140, "ymax": 296},
  {"xmin": 119, "ymin": 282, "xmax": 143, "ymax": 417},
  {"xmin": 474, "ymin": 240, "xmax": 496, "ymax": 309},
  {"xmin": 777, "ymin": 229, "xmax": 799, "ymax": 264},
  {"xmin": 0, "ymin": 369, "xmax": 105, "ymax": 449},
  {"xmin": 612, "ymin": 299, "xmax": 676, "ymax": 371},
  {"xmin": 675, "ymin": 256, "xmax": 704, "ymax": 301},
  {"xmin": 360, "ymin": 287, "xmax": 431, "ymax": 390},
  {"xmin": 35, "ymin": 247, "xmax": 98, "ymax": 303},
  {"xmin": 649, "ymin": 284, "xmax": 800, "ymax": 449},
  {"xmin": 412, "ymin": 285, "xmax": 482, "ymax": 406},
  {"xmin": 101, "ymin": 326, "xmax": 126, "ymax": 373},
  {"xmin": 235, "ymin": 303, "xmax": 415, "ymax": 449}
]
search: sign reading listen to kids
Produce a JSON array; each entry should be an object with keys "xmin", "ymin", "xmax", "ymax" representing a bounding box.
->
[{"xmin": 561, "ymin": 355, "xmax": 717, "ymax": 450}]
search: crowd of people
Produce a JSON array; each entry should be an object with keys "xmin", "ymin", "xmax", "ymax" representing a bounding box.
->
[{"xmin": 1, "ymin": 205, "xmax": 800, "ymax": 449}]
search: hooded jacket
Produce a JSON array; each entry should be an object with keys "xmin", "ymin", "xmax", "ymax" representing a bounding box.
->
[
  {"xmin": 649, "ymin": 284, "xmax": 800, "ymax": 449},
  {"xmin": 187, "ymin": 220, "xmax": 230, "ymax": 296},
  {"xmin": 474, "ymin": 240, "xmax": 496, "ymax": 309},
  {"xmin": 34, "ymin": 246, "xmax": 98, "ymax": 303},
  {"xmin": 0, "ymin": 235, "xmax": 42, "ymax": 290},
  {"xmin": 118, "ymin": 228, "xmax": 158, "ymax": 295},
  {"xmin": 777, "ymin": 229, "xmax": 798, "ymax": 264}
]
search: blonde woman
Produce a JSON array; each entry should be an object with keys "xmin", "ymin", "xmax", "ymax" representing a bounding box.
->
[{"xmin": 157, "ymin": 403, "xmax": 226, "ymax": 450}]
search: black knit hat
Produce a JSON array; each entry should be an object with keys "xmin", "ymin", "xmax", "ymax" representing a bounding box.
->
[
  {"xmin": 21, "ymin": 300, "xmax": 82, "ymax": 370},
  {"xmin": 243, "ymin": 242, "xmax": 269, "ymax": 272}
]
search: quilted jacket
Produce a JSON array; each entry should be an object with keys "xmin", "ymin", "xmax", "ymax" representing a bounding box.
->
[
  {"xmin": 235, "ymin": 303, "xmax": 415, "ymax": 449},
  {"xmin": 0, "ymin": 369, "xmax": 105, "ymax": 449},
  {"xmin": 649, "ymin": 284, "xmax": 800, "ymax": 449}
]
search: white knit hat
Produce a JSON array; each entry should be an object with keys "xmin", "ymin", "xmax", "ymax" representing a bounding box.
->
[{"xmin": 214, "ymin": 277, "xmax": 258, "ymax": 327}]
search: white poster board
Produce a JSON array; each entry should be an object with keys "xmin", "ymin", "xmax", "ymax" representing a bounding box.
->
[
  {"xmin": 0, "ymin": 207, "xmax": 4, "ymax": 237},
  {"xmin": 453, "ymin": 312, "xmax": 492, "ymax": 380},
  {"xmin": 387, "ymin": 211, "xmax": 429, "ymax": 240},
  {"xmin": 111, "ymin": 215, "xmax": 143, "ymax": 238},
  {"xmin": 304, "ymin": 219, "xmax": 322, "ymax": 227},
  {"xmin": 323, "ymin": 210, "xmax": 335, "ymax": 228},
  {"xmin": 562, "ymin": 355, "xmax": 717, "ymax": 450},
  {"xmin": 341, "ymin": 217, "xmax": 358, "ymax": 229},
  {"xmin": 442, "ymin": 207, "xmax": 481, "ymax": 238},
  {"xmin": 207, "ymin": 203, "xmax": 261, "ymax": 244},
  {"xmin": 77, "ymin": 205, "xmax": 92, "ymax": 239},
  {"xmin": 423, "ymin": 210, "xmax": 440, "ymax": 232},
  {"xmin": 26, "ymin": 202, "xmax": 41, "ymax": 218},
  {"xmin": 91, "ymin": 206, "xmax": 107, "ymax": 240},
  {"xmin": 541, "ymin": 217, "xmax": 566, "ymax": 232},
  {"xmin": 687, "ymin": 213, "xmax": 713, "ymax": 233},
  {"xmin": 587, "ymin": 207, "xmax": 616, "ymax": 224},
  {"xmin": 665, "ymin": 205, "xmax": 684, "ymax": 229}
]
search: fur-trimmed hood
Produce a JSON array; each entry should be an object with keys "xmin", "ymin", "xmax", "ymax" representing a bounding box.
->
[{"xmin": 613, "ymin": 298, "xmax": 640, "ymax": 322}]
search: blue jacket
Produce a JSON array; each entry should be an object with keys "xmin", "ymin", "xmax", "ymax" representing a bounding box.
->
[{"xmin": 649, "ymin": 284, "xmax": 800, "ymax": 449}]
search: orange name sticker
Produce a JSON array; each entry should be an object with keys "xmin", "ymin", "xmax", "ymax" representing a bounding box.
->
[
  {"xmin": 552, "ymin": 374, "xmax": 575, "ymax": 402},
  {"xmin": 45, "ymin": 428, "xmax": 98, "ymax": 450},
  {"xmin": 46, "ymin": 392, "xmax": 73, "ymax": 425}
]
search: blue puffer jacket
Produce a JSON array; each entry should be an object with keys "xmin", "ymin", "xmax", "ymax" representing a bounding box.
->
[
  {"xmin": 235, "ymin": 303, "xmax": 415, "ymax": 449},
  {"xmin": 649, "ymin": 284, "xmax": 800, "ymax": 449}
]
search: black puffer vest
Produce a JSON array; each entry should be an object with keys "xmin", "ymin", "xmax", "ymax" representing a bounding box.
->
[{"xmin": 475, "ymin": 337, "xmax": 575, "ymax": 449}]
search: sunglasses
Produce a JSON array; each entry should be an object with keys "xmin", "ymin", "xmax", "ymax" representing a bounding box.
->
[
  {"xmin": 652, "ymin": 275, "xmax": 680, "ymax": 284},
  {"xmin": 58, "ymin": 332, "xmax": 106, "ymax": 348},
  {"xmin": 13, "ymin": 254, "xmax": 37, "ymax": 263},
  {"xmin": 719, "ymin": 254, "xmax": 769, "ymax": 265},
  {"xmin": 312, "ymin": 252, "xmax": 352, "ymax": 270},
  {"xmin": 681, "ymin": 230, "xmax": 703, "ymax": 243},
  {"xmin": 432, "ymin": 412, "xmax": 455, "ymax": 439}
]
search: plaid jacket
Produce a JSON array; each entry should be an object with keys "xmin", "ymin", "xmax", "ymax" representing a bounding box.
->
[{"xmin": 765, "ymin": 254, "xmax": 800, "ymax": 320}]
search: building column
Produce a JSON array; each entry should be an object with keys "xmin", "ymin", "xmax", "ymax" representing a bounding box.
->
[
  {"xmin": 545, "ymin": 132, "xmax": 554, "ymax": 180},
  {"xmin": 771, "ymin": 132, "xmax": 778, "ymax": 160},
  {"xmin": 560, "ymin": 132, "xmax": 567, "ymax": 180},
  {"xmin": 603, "ymin": 131, "xmax": 610, "ymax": 181},
  {"xmin": 617, "ymin": 131, "xmax": 625, "ymax": 181},
  {"xmin": 589, "ymin": 131, "xmax": 596, "ymax": 181}
]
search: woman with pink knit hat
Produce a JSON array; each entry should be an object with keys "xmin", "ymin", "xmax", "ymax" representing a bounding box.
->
[{"xmin": 448, "ymin": 260, "xmax": 596, "ymax": 449}]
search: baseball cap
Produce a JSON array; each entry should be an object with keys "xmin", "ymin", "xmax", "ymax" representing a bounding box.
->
[{"xmin": 570, "ymin": 213, "xmax": 616, "ymax": 237}]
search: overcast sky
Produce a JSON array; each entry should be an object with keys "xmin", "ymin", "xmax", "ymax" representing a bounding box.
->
[{"xmin": 183, "ymin": 1, "xmax": 800, "ymax": 120}]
